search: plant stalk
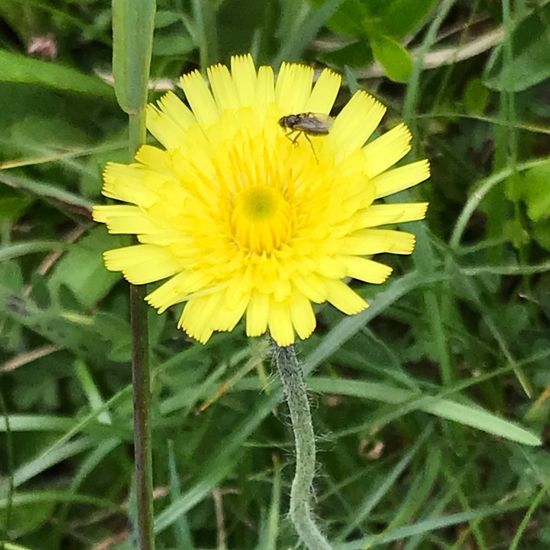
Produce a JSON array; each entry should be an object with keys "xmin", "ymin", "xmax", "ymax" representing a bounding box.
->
[
  {"xmin": 273, "ymin": 343, "xmax": 331, "ymax": 550},
  {"xmin": 129, "ymin": 112, "xmax": 155, "ymax": 550}
]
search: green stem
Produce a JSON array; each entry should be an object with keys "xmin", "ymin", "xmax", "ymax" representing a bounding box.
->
[
  {"xmin": 273, "ymin": 344, "xmax": 331, "ymax": 550},
  {"xmin": 129, "ymin": 113, "xmax": 155, "ymax": 550},
  {"xmin": 0, "ymin": 388, "xmax": 13, "ymax": 549}
]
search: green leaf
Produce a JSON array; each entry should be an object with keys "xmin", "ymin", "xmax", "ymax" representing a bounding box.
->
[
  {"xmin": 0, "ymin": 50, "xmax": 113, "ymax": 98},
  {"xmin": 275, "ymin": 0, "xmax": 347, "ymax": 64},
  {"xmin": 484, "ymin": 4, "xmax": 550, "ymax": 91},
  {"xmin": 0, "ymin": 241, "xmax": 62, "ymax": 263},
  {"xmin": 112, "ymin": 0, "xmax": 156, "ymax": 113},
  {"xmin": 305, "ymin": 377, "xmax": 542, "ymax": 446},
  {"xmin": 155, "ymin": 10, "xmax": 182, "ymax": 29},
  {"xmin": 308, "ymin": 0, "xmax": 369, "ymax": 37},
  {"xmin": 0, "ymin": 497, "xmax": 55, "ymax": 536},
  {"xmin": 520, "ymin": 163, "xmax": 550, "ymax": 222},
  {"xmin": 47, "ymin": 227, "xmax": 125, "ymax": 309},
  {"xmin": 322, "ymin": 39, "xmax": 373, "ymax": 68},
  {"xmin": 370, "ymin": 34, "xmax": 412, "ymax": 82},
  {"xmin": 380, "ymin": 0, "xmax": 437, "ymax": 39},
  {"xmin": 308, "ymin": 0, "xmax": 436, "ymax": 39},
  {"xmin": 0, "ymin": 415, "xmax": 74, "ymax": 433},
  {"xmin": 0, "ymin": 194, "xmax": 32, "ymax": 223},
  {"xmin": 504, "ymin": 218, "xmax": 530, "ymax": 249},
  {"xmin": 464, "ymin": 78, "xmax": 490, "ymax": 115},
  {"xmin": 153, "ymin": 34, "xmax": 196, "ymax": 57},
  {"xmin": 0, "ymin": 172, "xmax": 93, "ymax": 212},
  {"xmin": 533, "ymin": 218, "xmax": 550, "ymax": 252}
]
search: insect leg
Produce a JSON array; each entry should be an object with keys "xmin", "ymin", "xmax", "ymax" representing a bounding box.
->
[
  {"xmin": 284, "ymin": 129, "xmax": 302, "ymax": 146},
  {"xmin": 304, "ymin": 134, "xmax": 319, "ymax": 163}
]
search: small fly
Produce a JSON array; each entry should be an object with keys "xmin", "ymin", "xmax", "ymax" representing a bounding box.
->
[{"xmin": 278, "ymin": 112, "xmax": 333, "ymax": 161}]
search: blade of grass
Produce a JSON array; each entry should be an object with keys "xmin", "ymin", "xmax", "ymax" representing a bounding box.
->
[
  {"xmin": 52, "ymin": 438, "xmax": 122, "ymax": 549},
  {"xmin": 335, "ymin": 499, "xmax": 535, "ymax": 549},
  {"xmin": 0, "ymin": 50, "xmax": 113, "ymax": 97},
  {"xmin": 336, "ymin": 424, "xmax": 433, "ymax": 540},
  {"xmin": 509, "ymin": 487, "xmax": 548, "ymax": 550},
  {"xmin": 0, "ymin": 389, "xmax": 13, "ymax": 550},
  {"xmin": 306, "ymin": 378, "xmax": 540, "ymax": 446},
  {"xmin": 0, "ymin": 241, "xmax": 63, "ymax": 262},
  {"xmin": 366, "ymin": 446, "xmax": 442, "ymax": 548},
  {"xmin": 3, "ymin": 437, "xmax": 95, "ymax": 492},
  {"xmin": 167, "ymin": 440, "xmax": 195, "ymax": 549},
  {"xmin": 257, "ymin": 456, "xmax": 281, "ymax": 550},
  {"xmin": 274, "ymin": 0, "xmax": 347, "ymax": 66},
  {"xmin": 112, "ymin": 0, "xmax": 156, "ymax": 114},
  {"xmin": 75, "ymin": 359, "xmax": 112, "ymax": 425},
  {"xmin": 0, "ymin": 172, "xmax": 93, "ymax": 213},
  {"xmin": 191, "ymin": 0, "xmax": 218, "ymax": 70},
  {"xmin": 0, "ymin": 415, "xmax": 74, "ymax": 432},
  {"xmin": 0, "ymin": 543, "xmax": 34, "ymax": 550},
  {"xmin": 0, "ymin": 490, "xmax": 121, "ymax": 511}
]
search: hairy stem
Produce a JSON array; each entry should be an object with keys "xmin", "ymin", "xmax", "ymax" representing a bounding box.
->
[{"xmin": 273, "ymin": 344, "xmax": 331, "ymax": 550}]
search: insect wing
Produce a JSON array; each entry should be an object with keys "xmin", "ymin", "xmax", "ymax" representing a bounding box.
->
[{"xmin": 296, "ymin": 113, "xmax": 333, "ymax": 135}]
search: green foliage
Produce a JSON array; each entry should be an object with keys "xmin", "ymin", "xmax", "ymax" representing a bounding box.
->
[
  {"xmin": 309, "ymin": 0, "xmax": 434, "ymax": 77},
  {"xmin": 112, "ymin": 0, "xmax": 156, "ymax": 113},
  {"xmin": 47, "ymin": 227, "xmax": 125, "ymax": 309},
  {"xmin": 370, "ymin": 34, "xmax": 412, "ymax": 82},
  {"xmin": 1, "ymin": 1, "xmax": 550, "ymax": 549},
  {"xmin": 0, "ymin": 50, "xmax": 113, "ymax": 97},
  {"xmin": 484, "ymin": 2, "xmax": 550, "ymax": 92}
]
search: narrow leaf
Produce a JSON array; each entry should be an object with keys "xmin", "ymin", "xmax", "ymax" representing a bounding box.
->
[
  {"xmin": 0, "ymin": 50, "xmax": 113, "ymax": 97},
  {"xmin": 112, "ymin": 0, "xmax": 156, "ymax": 113}
]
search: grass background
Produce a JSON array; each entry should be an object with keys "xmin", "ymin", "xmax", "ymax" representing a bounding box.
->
[{"xmin": 1, "ymin": 0, "xmax": 550, "ymax": 548}]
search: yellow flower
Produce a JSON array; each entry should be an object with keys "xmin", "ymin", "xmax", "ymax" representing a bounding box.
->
[{"xmin": 93, "ymin": 54, "xmax": 429, "ymax": 346}]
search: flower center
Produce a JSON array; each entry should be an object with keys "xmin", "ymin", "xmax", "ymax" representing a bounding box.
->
[{"xmin": 232, "ymin": 185, "xmax": 292, "ymax": 253}]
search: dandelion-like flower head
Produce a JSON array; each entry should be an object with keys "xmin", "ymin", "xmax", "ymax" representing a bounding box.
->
[{"xmin": 93, "ymin": 55, "xmax": 429, "ymax": 346}]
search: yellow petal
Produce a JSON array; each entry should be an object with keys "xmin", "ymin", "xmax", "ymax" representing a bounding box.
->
[
  {"xmin": 179, "ymin": 294, "xmax": 221, "ymax": 343},
  {"xmin": 246, "ymin": 292, "xmax": 270, "ymax": 337},
  {"xmin": 146, "ymin": 271, "xmax": 186, "ymax": 311},
  {"xmin": 315, "ymin": 256, "xmax": 347, "ymax": 279},
  {"xmin": 342, "ymin": 256, "xmax": 393, "ymax": 284},
  {"xmin": 326, "ymin": 280, "xmax": 368, "ymax": 315},
  {"xmin": 268, "ymin": 300, "xmax": 295, "ymax": 346},
  {"xmin": 214, "ymin": 292, "xmax": 249, "ymax": 331},
  {"xmin": 92, "ymin": 205, "xmax": 162, "ymax": 234},
  {"xmin": 373, "ymin": 160, "xmax": 430, "ymax": 198},
  {"xmin": 225, "ymin": 271, "xmax": 251, "ymax": 308},
  {"xmin": 158, "ymin": 91, "xmax": 196, "ymax": 129},
  {"xmin": 208, "ymin": 63, "xmax": 240, "ymax": 111},
  {"xmin": 289, "ymin": 292, "xmax": 316, "ymax": 340},
  {"xmin": 102, "ymin": 163, "xmax": 157, "ymax": 207},
  {"xmin": 357, "ymin": 202, "xmax": 429, "ymax": 227},
  {"xmin": 293, "ymin": 273, "xmax": 327, "ymax": 304},
  {"xmin": 256, "ymin": 66, "xmax": 275, "ymax": 112},
  {"xmin": 146, "ymin": 270, "xmax": 214, "ymax": 312},
  {"xmin": 231, "ymin": 54, "xmax": 257, "ymax": 106},
  {"xmin": 275, "ymin": 62, "xmax": 314, "ymax": 113},
  {"xmin": 330, "ymin": 91, "xmax": 386, "ymax": 157},
  {"xmin": 146, "ymin": 104, "xmax": 188, "ymax": 149},
  {"xmin": 304, "ymin": 68, "xmax": 341, "ymax": 114},
  {"xmin": 104, "ymin": 244, "xmax": 180, "ymax": 284},
  {"xmin": 180, "ymin": 70, "xmax": 219, "ymax": 126},
  {"xmin": 340, "ymin": 229, "xmax": 416, "ymax": 255},
  {"xmin": 135, "ymin": 145, "xmax": 173, "ymax": 173},
  {"xmin": 363, "ymin": 123, "xmax": 412, "ymax": 177}
]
